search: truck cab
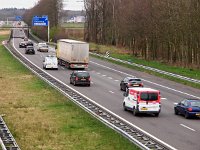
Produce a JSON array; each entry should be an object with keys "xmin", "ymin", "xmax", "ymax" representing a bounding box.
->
[{"xmin": 123, "ymin": 87, "xmax": 161, "ymax": 117}]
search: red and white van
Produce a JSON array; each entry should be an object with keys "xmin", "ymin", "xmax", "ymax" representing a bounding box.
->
[{"xmin": 123, "ymin": 87, "xmax": 161, "ymax": 116}]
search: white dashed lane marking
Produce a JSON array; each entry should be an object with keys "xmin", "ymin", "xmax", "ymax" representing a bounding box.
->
[
  {"xmin": 109, "ymin": 91, "xmax": 115, "ymax": 94},
  {"xmin": 115, "ymin": 80, "xmax": 119, "ymax": 82},
  {"xmin": 108, "ymin": 77, "xmax": 113, "ymax": 79},
  {"xmin": 161, "ymin": 98, "xmax": 167, "ymax": 100},
  {"xmin": 180, "ymin": 124, "xmax": 196, "ymax": 132},
  {"xmin": 102, "ymin": 75, "xmax": 106, "ymax": 77}
]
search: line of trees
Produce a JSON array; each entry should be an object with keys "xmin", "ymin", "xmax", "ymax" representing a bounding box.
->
[
  {"xmin": 23, "ymin": 0, "xmax": 63, "ymax": 41},
  {"xmin": 84, "ymin": 0, "xmax": 200, "ymax": 69}
]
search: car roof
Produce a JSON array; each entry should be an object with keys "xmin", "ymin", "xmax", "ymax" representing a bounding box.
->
[
  {"xmin": 74, "ymin": 70, "xmax": 88, "ymax": 73},
  {"xmin": 45, "ymin": 55, "xmax": 56, "ymax": 57},
  {"xmin": 26, "ymin": 46, "xmax": 33, "ymax": 48},
  {"xmin": 129, "ymin": 87, "xmax": 159, "ymax": 92}
]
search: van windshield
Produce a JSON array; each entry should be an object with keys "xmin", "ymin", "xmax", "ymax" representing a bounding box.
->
[{"xmin": 140, "ymin": 92, "xmax": 158, "ymax": 101}]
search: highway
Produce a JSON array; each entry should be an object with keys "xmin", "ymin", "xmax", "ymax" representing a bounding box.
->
[{"xmin": 12, "ymin": 28, "xmax": 200, "ymax": 150}]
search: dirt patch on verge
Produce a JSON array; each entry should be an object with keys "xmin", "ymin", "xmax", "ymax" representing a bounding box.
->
[{"xmin": 0, "ymin": 30, "xmax": 10, "ymax": 35}]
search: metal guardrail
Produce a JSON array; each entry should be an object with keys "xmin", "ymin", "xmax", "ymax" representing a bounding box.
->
[
  {"xmin": 0, "ymin": 116, "xmax": 20, "ymax": 150},
  {"xmin": 90, "ymin": 52, "xmax": 200, "ymax": 84}
]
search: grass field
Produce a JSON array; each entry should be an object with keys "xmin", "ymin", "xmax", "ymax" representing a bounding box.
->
[
  {"xmin": 89, "ymin": 43, "xmax": 200, "ymax": 89},
  {"xmin": 0, "ymin": 32, "xmax": 139, "ymax": 149},
  {"xmin": 61, "ymin": 23, "xmax": 84, "ymax": 29}
]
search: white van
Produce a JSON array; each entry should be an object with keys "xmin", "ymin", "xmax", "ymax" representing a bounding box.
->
[
  {"xmin": 43, "ymin": 55, "xmax": 58, "ymax": 70},
  {"xmin": 123, "ymin": 87, "xmax": 161, "ymax": 117}
]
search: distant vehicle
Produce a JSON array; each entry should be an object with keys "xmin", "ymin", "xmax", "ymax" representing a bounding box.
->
[
  {"xmin": 43, "ymin": 55, "xmax": 58, "ymax": 70},
  {"xmin": 57, "ymin": 39, "xmax": 89, "ymax": 69},
  {"xmin": 25, "ymin": 46, "xmax": 35, "ymax": 54},
  {"xmin": 23, "ymin": 37, "xmax": 28, "ymax": 41},
  {"xmin": 37, "ymin": 43, "xmax": 48, "ymax": 52},
  {"xmin": 19, "ymin": 41, "xmax": 27, "ymax": 48},
  {"xmin": 70, "ymin": 71, "xmax": 90, "ymax": 86},
  {"xmin": 120, "ymin": 77, "xmax": 143, "ymax": 91},
  {"xmin": 123, "ymin": 87, "xmax": 161, "ymax": 116},
  {"xmin": 26, "ymin": 41, "xmax": 34, "ymax": 47},
  {"xmin": 174, "ymin": 99, "xmax": 200, "ymax": 119}
]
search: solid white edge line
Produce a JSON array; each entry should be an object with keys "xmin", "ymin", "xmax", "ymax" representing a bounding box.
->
[
  {"xmin": 10, "ymin": 32, "xmax": 177, "ymax": 150},
  {"xmin": 180, "ymin": 124, "xmax": 196, "ymax": 132},
  {"xmin": 90, "ymin": 61, "xmax": 200, "ymax": 99}
]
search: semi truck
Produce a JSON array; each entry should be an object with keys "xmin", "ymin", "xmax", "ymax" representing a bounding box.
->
[{"xmin": 56, "ymin": 39, "xmax": 89, "ymax": 69}]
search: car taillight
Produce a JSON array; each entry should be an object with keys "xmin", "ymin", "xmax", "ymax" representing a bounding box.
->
[
  {"xmin": 75, "ymin": 77, "xmax": 78, "ymax": 81},
  {"xmin": 70, "ymin": 64, "xmax": 74, "ymax": 68},
  {"xmin": 128, "ymin": 83, "xmax": 131, "ymax": 86},
  {"xmin": 88, "ymin": 77, "xmax": 91, "ymax": 81},
  {"xmin": 140, "ymin": 83, "xmax": 143, "ymax": 87},
  {"xmin": 187, "ymin": 108, "xmax": 193, "ymax": 112}
]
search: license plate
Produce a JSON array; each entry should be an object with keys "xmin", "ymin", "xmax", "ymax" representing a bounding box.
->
[
  {"xmin": 133, "ymin": 85, "xmax": 139, "ymax": 87},
  {"xmin": 81, "ymin": 79, "xmax": 86, "ymax": 81},
  {"xmin": 141, "ymin": 107, "xmax": 148, "ymax": 110},
  {"xmin": 196, "ymin": 113, "xmax": 200, "ymax": 116}
]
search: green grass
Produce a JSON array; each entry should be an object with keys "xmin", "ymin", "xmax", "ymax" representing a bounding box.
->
[
  {"xmin": 0, "ymin": 33, "xmax": 139, "ymax": 150},
  {"xmin": 89, "ymin": 43, "xmax": 200, "ymax": 89},
  {"xmin": 61, "ymin": 23, "xmax": 84, "ymax": 29}
]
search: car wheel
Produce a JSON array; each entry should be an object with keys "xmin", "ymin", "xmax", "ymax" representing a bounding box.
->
[
  {"xmin": 73, "ymin": 80, "xmax": 76, "ymax": 86},
  {"xmin": 123, "ymin": 102, "xmax": 127, "ymax": 111},
  {"xmin": 120, "ymin": 85, "xmax": 123, "ymax": 91},
  {"xmin": 88, "ymin": 84, "xmax": 90, "ymax": 87},
  {"xmin": 174, "ymin": 108, "xmax": 179, "ymax": 115},
  {"xmin": 184, "ymin": 112, "xmax": 190, "ymax": 119},
  {"xmin": 133, "ymin": 107, "xmax": 138, "ymax": 116}
]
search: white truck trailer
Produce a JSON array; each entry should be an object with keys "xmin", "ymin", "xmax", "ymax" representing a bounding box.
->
[{"xmin": 56, "ymin": 39, "xmax": 89, "ymax": 69}]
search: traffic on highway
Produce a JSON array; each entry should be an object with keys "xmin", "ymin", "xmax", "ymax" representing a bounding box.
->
[{"xmin": 10, "ymin": 27, "xmax": 200, "ymax": 150}]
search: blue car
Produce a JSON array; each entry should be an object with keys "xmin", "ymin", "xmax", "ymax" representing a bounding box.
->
[{"xmin": 174, "ymin": 99, "xmax": 200, "ymax": 119}]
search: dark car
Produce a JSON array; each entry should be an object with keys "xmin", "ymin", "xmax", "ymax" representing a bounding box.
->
[
  {"xmin": 120, "ymin": 77, "xmax": 143, "ymax": 91},
  {"xmin": 26, "ymin": 41, "xmax": 34, "ymax": 47},
  {"xmin": 70, "ymin": 71, "xmax": 90, "ymax": 86},
  {"xmin": 174, "ymin": 99, "xmax": 200, "ymax": 119},
  {"xmin": 25, "ymin": 46, "xmax": 35, "ymax": 54},
  {"xmin": 19, "ymin": 41, "xmax": 27, "ymax": 48}
]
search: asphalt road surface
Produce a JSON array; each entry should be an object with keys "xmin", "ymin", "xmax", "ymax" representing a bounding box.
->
[{"xmin": 11, "ymin": 29, "xmax": 200, "ymax": 150}]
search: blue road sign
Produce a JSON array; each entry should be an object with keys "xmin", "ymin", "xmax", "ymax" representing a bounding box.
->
[
  {"xmin": 16, "ymin": 16, "xmax": 22, "ymax": 21},
  {"xmin": 32, "ymin": 16, "xmax": 48, "ymax": 26}
]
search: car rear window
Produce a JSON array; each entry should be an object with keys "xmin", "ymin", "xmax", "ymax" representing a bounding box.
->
[
  {"xmin": 140, "ymin": 92, "xmax": 158, "ymax": 101},
  {"xmin": 129, "ymin": 79, "xmax": 141, "ymax": 82},
  {"xmin": 189, "ymin": 101, "xmax": 200, "ymax": 107},
  {"xmin": 76, "ymin": 72, "xmax": 90, "ymax": 77}
]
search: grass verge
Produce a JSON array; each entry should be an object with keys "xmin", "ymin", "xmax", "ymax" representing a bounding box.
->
[
  {"xmin": 89, "ymin": 43, "xmax": 200, "ymax": 89},
  {"xmin": 0, "ymin": 32, "xmax": 139, "ymax": 150}
]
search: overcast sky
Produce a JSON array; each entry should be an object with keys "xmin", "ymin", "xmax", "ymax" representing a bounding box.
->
[{"xmin": 0, "ymin": 0, "xmax": 84, "ymax": 10}]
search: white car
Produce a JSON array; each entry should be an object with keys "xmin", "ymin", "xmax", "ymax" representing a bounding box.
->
[
  {"xmin": 37, "ymin": 43, "xmax": 48, "ymax": 52},
  {"xmin": 43, "ymin": 55, "xmax": 58, "ymax": 70}
]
